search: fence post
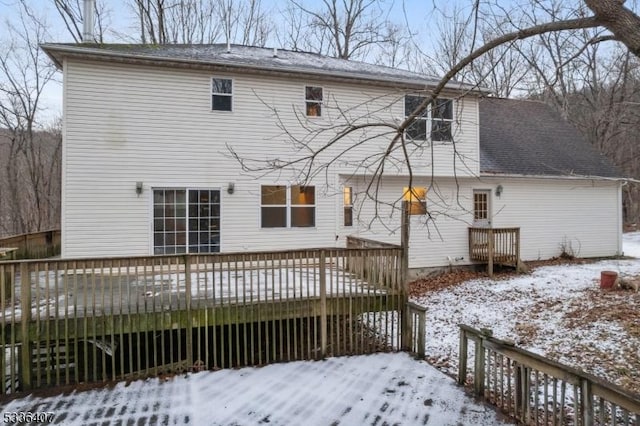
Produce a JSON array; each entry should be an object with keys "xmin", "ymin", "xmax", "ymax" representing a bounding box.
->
[
  {"xmin": 400, "ymin": 201, "xmax": 411, "ymax": 351},
  {"xmin": 417, "ymin": 309, "xmax": 425, "ymax": 359},
  {"xmin": 184, "ymin": 255, "xmax": 193, "ymax": 369},
  {"xmin": 458, "ymin": 328, "xmax": 468, "ymax": 386},
  {"xmin": 319, "ymin": 250, "xmax": 327, "ymax": 358},
  {"xmin": 582, "ymin": 378, "xmax": 594, "ymax": 426},
  {"xmin": 19, "ymin": 262, "xmax": 32, "ymax": 391},
  {"xmin": 474, "ymin": 336, "xmax": 485, "ymax": 397}
]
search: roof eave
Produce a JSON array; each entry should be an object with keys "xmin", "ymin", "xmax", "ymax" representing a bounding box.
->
[
  {"xmin": 480, "ymin": 171, "xmax": 626, "ymax": 181},
  {"xmin": 40, "ymin": 44, "xmax": 489, "ymax": 94}
]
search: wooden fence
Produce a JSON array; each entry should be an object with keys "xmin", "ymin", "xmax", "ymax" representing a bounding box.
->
[
  {"xmin": 459, "ymin": 325, "xmax": 640, "ymax": 425},
  {"xmin": 0, "ymin": 247, "xmax": 422, "ymax": 395},
  {"xmin": 0, "ymin": 229, "xmax": 61, "ymax": 260},
  {"xmin": 468, "ymin": 227, "xmax": 522, "ymax": 276}
]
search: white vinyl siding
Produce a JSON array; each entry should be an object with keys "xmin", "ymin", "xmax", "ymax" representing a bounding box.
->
[
  {"xmin": 349, "ymin": 176, "xmax": 621, "ymax": 269},
  {"xmin": 62, "ymin": 60, "xmax": 481, "ymax": 258}
]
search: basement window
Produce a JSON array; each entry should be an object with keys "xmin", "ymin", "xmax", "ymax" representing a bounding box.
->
[{"xmin": 212, "ymin": 78, "xmax": 232, "ymax": 111}]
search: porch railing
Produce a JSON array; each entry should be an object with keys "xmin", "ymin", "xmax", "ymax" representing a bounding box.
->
[
  {"xmin": 0, "ymin": 247, "xmax": 407, "ymax": 395},
  {"xmin": 459, "ymin": 325, "xmax": 640, "ymax": 425},
  {"xmin": 468, "ymin": 227, "xmax": 521, "ymax": 276}
]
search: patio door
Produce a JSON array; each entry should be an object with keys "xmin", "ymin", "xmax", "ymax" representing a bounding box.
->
[
  {"xmin": 473, "ymin": 190, "xmax": 491, "ymax": 227},
  {"xmin": 153, "ymin": 188, "xmax": 220, "ymax": 254}
]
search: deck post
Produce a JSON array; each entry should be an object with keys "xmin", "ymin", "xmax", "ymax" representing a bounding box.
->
[
  {"xmin": 582, "ymin": 378, "xmax": 594, "ymax": 426},
  {"xmin": 487, "ymin": 228, "xmax": 494, "ymax": 277},
  {"xmin": 19, "ymin": 262, "xmax": 32, "ymax": 391},
  {"xmin": 319, "ymin": 250, "xmax": 327, "ymax": 358},
  {"xmin": 184, "ymin": 255, "xmax": 193, "ymax": 369},
  {"xmin": 474, "ymin": 336, "xmax": 485, "ymax": 397},
  {"xmin": 400, "ymin": 201, "xmax": 411, "ymax": 351}
]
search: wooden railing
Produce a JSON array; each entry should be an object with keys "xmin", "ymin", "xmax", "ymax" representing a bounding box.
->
[
  {"xmin": 468, "ymin": 227, "xmax": 521, "ymax": 276},
  {"xmin": 459, "ymin": 325, "xmax": 640, "ymax": 425},
  {"xmin": 0, "ymin": 229, "xmax": 61, "ymax": 260},
  {"xmin": 346, "ymin": 236, "xmax": 402, "ymax": 288},
  {"xmin": 0, "ymin": 247, "xmax": 407, "ymax": 395}
]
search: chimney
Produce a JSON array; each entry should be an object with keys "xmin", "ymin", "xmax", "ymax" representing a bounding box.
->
[{"xmin": 83, "ymin": 0, "xmax": 95, "ymax": 43}]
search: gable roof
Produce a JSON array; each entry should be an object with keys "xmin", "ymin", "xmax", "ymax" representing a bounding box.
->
[
  {"xmin": 41, "ymin": 43, "xmax": 483, "ymax": 92},
  {"xmin": 479, "ymin": 98, "xmax": 622, "ymax": 178}
]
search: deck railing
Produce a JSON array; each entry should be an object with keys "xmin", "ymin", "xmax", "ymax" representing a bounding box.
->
[
  {"xmin": 468, "ymin": 227, "xmax": 521, "ymax": 276},
  {"xmin": 459, "ymin": 325, "xmax": 640, "ymax": 425},
  {"xmin": 0, "ymin": 247, "xmax": 408, "ymax": 395},
  {"xmin": 0, "ymin": 229, "xmax": 61, "ymax": 260}
]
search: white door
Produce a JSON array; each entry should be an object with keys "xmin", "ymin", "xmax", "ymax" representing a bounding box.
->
[{"xmin": 473, "ymin": 190, "xmax": 491, "ymax": 228}]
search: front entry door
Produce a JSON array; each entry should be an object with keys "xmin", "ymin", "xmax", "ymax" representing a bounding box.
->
[{"xmin": 473, "ymin": 190, "xmax": 491, "ymax": 228}]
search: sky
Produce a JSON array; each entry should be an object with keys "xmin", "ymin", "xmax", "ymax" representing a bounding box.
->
[{"xmin": 0, "ymin": 0, "xmax": 457, "ymax": 124}]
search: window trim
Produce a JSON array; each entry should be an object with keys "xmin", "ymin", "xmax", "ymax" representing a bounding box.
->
[
  {"xmin": 260, "ymin": 184, "xmax": 317, "ymax": 229},
  {"xmin": 211, "ymin": 77, "xmax": 233, "ymax": 112},
  {"xmin": 404, "ymin": 95, "xmax": 454, "ymax": 142},
  {"xmin": 150, "ymin": 187, "xmax": 222, "ymax": 255},
  {"xmin": 304, "ymin": 85, "xmax": 324, "ymax": 118},
  {"xmin": 402, "ymin": 186, "xmax": 427, "ymax": 215},
  {"xmin": 343, "ymin": 186, "xmax": 353, "ymax": 227}
]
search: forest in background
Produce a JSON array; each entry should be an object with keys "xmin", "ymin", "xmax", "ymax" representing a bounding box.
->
[{"xmin": 2, "ymin": 0, "xmax": 640, "ymax": 238}]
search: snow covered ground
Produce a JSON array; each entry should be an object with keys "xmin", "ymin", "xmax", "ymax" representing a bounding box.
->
[
  {"xmin": 416, "ymin": 232, "xmax": 640, "ymax": 393},
  {"xmin": 0, "ymin": 353, "xmax": 509, "ymax": 425}
]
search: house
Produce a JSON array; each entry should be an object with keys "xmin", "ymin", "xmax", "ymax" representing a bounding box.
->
[{"xmin": 40, "ymin": 43, "xmax": 623, "ymax": 274}]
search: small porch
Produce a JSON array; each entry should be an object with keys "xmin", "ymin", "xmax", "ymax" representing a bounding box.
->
[{"xmin": 468, "ymin": 227, "xmax": 525, "ymax": 276}]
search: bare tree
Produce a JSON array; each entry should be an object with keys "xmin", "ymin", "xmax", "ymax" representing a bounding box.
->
[
  {"xmin": 53, "ymin": 0, "xmax": 110, "ymax": 43},
  {"xmin": 287, "ymin": 0, "xmax": 400, "ymax": 60},
  {"xmin": 0, "ymin": 2, "xmax": 60, "ymax": 235}
]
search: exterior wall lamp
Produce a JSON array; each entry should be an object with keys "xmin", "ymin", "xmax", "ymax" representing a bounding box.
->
[
  {"xmin": 135, "ymin": 181, "xmax": 143, "ymax": 196},
  {"xmin": 495, "ymin": 184, "xmax": 503, "ymax": 197},
  {"xmin": 227, "ymin": 182, "xmax": 235, "ymax": 194}
]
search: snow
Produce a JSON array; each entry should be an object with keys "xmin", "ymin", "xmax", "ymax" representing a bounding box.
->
[
  {"xmin": 414, "ymin": 232, "xmax": 640, "ymax": 386},
  {"xmin": 0, "ymin": 353, "xmax": 509, "ymax": 425}
]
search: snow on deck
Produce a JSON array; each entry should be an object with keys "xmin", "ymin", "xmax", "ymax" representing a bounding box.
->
[{"xmin": 0, "ymin": 352, "xmax": 510, "ymax": 425}]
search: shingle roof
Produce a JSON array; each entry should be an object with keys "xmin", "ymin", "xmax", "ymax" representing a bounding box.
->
[
  {"xmin": 41, "ymin": 43, "xmax": 482, "ymax": 92},
  {"xmin": 479, "ymin": 98, "xmax": 622, "ymax": 178}
]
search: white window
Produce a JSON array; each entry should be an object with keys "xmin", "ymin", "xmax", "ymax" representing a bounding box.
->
[
  {"xmin": 402, "ymin": 186, "xmax": 427, "ymax": 215},
  {"xmin": 404, "ymin": 95, "xmax": 453, "ymax": 141},
  {"xmin": 261, "ymin": 185, "xmax": 287, "ymax": 228},
  {"xmin": 153, "ymin": 189, "xmax": 220, "ymax": 254},
  {"xmin": 343, "ymin": 187, "xmax": 353, "ymax": 227},
  {"xmin": 431, "ymin": 98, "xmax": 453, "ymax": 141},
  {"xmin": 260, "ymin": 185, "xmax": 316, "ymax": 228},
  {"xmin": 212, "ymin": 78, "xmax": 232, "ymax": 111},
  {"xmin": 305, "ymin": 86, "xmax": 323, "ymax": 117}
]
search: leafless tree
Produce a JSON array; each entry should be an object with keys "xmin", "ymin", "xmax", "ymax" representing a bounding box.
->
[
  {"xmin": 286, "ymin": 0, "xmax": 401, "ymax": 60},
  {"xmin": 0, "ymin": 2, "xmax": 61, "ymax": 236},
  {"xmin": 53, "ymin": 0, "xmax": 110, "ymax": 43}
]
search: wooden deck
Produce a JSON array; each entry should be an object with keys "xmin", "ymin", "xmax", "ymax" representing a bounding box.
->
[
  {"xmin": 0, "ymin": 246, "xmax": 422, "ymax": 395},
  {"xmin": 468, "ymin": 227, "xmax": 525, "ymax": 276}
]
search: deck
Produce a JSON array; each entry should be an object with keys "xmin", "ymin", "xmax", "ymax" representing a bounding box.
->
[
  {"xmin": 0, "ymin": 245, "xmax": 423, "ymax": 395},
  {"xmin": 468, "ymin": 227, "xmax": 525, "ymax": 276}
]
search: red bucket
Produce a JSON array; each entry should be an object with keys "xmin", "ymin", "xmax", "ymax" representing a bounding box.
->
[{"xmin": 600, "ymin": 271, "xmax": 618, "ymax": 289}]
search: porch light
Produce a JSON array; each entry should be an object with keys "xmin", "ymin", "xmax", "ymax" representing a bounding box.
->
[
  {"xmin": 495, "ymin": 185, "xmax": 503, "ymax": 197},
  {"xmin": 227, "ymin": 182, "xmax": 235, "ymax": 194},
  {"xmin": 135, "ymin": 181, "xmax": 143, "ymax": 196}
]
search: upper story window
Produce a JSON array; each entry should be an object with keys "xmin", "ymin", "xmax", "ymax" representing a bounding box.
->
[
  {"xmin": 404, "ymin": 95, "xmax": 428, "ymax": 140},
  {"xmin": 261, "ymin": 185, "xmax": 316, "ymax": 228},
  {"xmin": 404, "ymin": 95, "xmax": 453, "ymax": 142},
  {"xmin": 212, "ymin": 78, "xmax": 232, "ymax": 111},
  {"xmin": 431, "ymin": 98, "xmax": 453, "ymax": 141},
  {"xmin": 305, "ymin": 86, "xmax": 323, "ymax": 117}
]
